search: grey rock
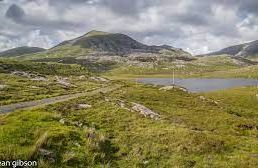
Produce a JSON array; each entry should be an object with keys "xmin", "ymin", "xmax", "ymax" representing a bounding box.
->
[
  {"xmin": 39, "ymin": 148, "xmax": 53, "ymax": 157},
  {"xmin": 89, "ymin": 76, "xmax": 109, "ymax": 82},
  {"xmin": 55, "ymin": 76, "xmax": 75, "ymax": 88},
  {"xmin": 59, "ymin": 118, "xmax": 66, "ymax": 124},
  {"xmin": 199, "ymin": 96, "xmax": 206, "ymax": 100},
  {"xmin": 0, "ymin": 85, "xmax": 7, "ymax": 90},
  {"xmin": 78, "ymin": 104, "xmax": 92, "ymax": 109},
  {"xmin": 11, "ymin": 71, "xmax": 47, "ymax": 81},
  {"xmin": 131, "ymin": 102, "xmax": 160, "ymax": 120}
]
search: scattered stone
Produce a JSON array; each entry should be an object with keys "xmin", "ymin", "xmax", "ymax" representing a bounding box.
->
[
  {"xmin": 0, "ymin": 85, "xmax": 7, "ymax": 90},
  {"xmin": 31, "ymin": 77, "xmax": 48, "ymax": 81},
  {"xmin": 117, "ymin": 99, "xmax": 131, "ymax": 111},
  {"xmin": 39, "ymin": 148, "xmax": 54, "ymax": 157},
  {"xmin": 74, "ymin": 143, "xmax": 81, "ymax": 147},
  {"xmin": 30, "ymin": 86, "xmax": 39, "ymax": 89},
  {"xmin": 199, "ymin": 96, "xmax": 219, "ymax": 105},
  {"xmin": 238, "ymin": 124, "xmax": 258, "ymax": 130},
  {"xmin": 11, "ymin": 71, "xmax": 30, "ymax": 77},
  {"xmin": 11, "ymin": 71, "xmax": 47, "ymax": 81},
  {"xmin": 89, "ymin": 76, "xmax": 109, "ymax": 82},
  {"xmin": 73, "ymin": 121, "xmax": 84, "ymax": 127},
  {"xmin": 131, "ymin": 102, "xmax": 160, "ymax": 120},
  {"xmin": 104, "ymin": 97, "xmax": 110, "ymax": 102},
  {"xmin": 55, "ymin": 76, "xmax": 75, "ymax": 88},
  {"xmin": 79, "ymin": 75, "xmax": 86, "ymax": 79},
  {"xmin": 159, "ymin": 86, "xmax": 175, "ymax": 91},
  {"xmin": 78, "ymin": 104, "xmax": 92, "ymax": 109},
  {"xmin": 143, "ymin": 160, "xmax": 149, "ymax": 165},
  {"xmin": 48, "ymin": 158, "xmax": 55, "ymax": 163},
  {"xmin": 59, "ymin": 118, "xmax": 66, "ymax": 124},
  {"xmin": 199, "ymin": 96, "xmax": 206, "ymax": 100},
  {"xmin": 86, "ymin": 128, "xmax": 96, "ymax": 139},
  {"xmin": 175, "ymin": 64, "xmax": 185, "ymax": 68},
  {"xmin": 117, "ymin": 100, "xmax": 126, "ymax": 108},
  {"xmin": 159, "ymin": 85, "xmax": 188, "ymax": 92},
  {"xmin": 178, "ymin": 87, "xmax": 188, "ymax": 92},
  {"xmin": 249, "ymin": 153, "xmax": 258, "ymax": 158},
  {"xmin": 211, "ymin": 100, "xmax": 219, "ymax": 105}
]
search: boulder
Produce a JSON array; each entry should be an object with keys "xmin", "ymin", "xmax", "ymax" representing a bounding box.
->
[
  {"xmin": 159, "ymin": 86, "xmax": 175, "ymax": 91},
  {"xmin": 131, "ymin": 103, "xmax": 160, "ymax": 120},
  {"xmin": 89, "ymin": 76, "xmax": 109, "ymax": 82},
  {"xmin": 38, "ymin": 148, "xmax": 55, "ymax": 163},
  {"xmin": 104, "ymin": 97, "xmax": 110, "ymax": 102},
  {"xmin": 199, "ymin": 96, "xmax": 206, "ymax": 100},
  {"xmin": 39, "ymin": 148, "xmax": 53, "ymax": 157},
  {"xmin": 55, "ymin": 76, "xmax": 75, "ymax": 88},
  {"xmin": 11, "ymin": 71, "xmax": 47, "ymax": 81},
  {"xmin": 30, "ymin": 86, "xmax": 39, "ymax": 89},
  {"xmin": 159, "ymin": 85, "xmax": 188, "ymax": 92},
  {"xmin": 59, "ymin": 118, "xmax": 66, "ymax": 124},
  {"xmin": 78, "ymin": 104, "xmax": 92, "ymax": 109},
  {"xmin": 31, "ymin": 77, "xmax": 48, "ymax": 81},
  {"xmin": 0, "ymin": 85, "xmax": 7, "ymax": 90},
  {"xmin": 79, "ymin": 75, "xmax": 86, "ymax": 80},
  {"xmin": 117, "ymin": 99, "xmax": 131, "ymax": 111}
]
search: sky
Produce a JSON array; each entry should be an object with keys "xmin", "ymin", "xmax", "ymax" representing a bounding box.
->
[{"xmin": 0, "ymin": 0, "xmax": 258, "ymax": 55}]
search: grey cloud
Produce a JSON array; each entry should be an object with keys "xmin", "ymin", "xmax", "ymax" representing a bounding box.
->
[
  {"xmin": 5, "ymin": 4, "xmax": 25, "ymax": 21},
  {"xmin": 174, "ymin": 13, "xmax": 209, "ymax": 26},
  {"xmin": 48, "ymin": 0, "xmax": 90, "ymax": 9},
  {"xmin": 1, "ymin": 0, "xmax": 258, "ymax": 54},
  {"xmin": 48, "ymin": 0, "xmax": 156, "ymax": 17},
  {"xmin": 100, "ymin": 0, "xmax": 154, "ymax": 16},
  {"xmin": 238, "ymin": 1, "xmax": 258, "ymax": 17}
]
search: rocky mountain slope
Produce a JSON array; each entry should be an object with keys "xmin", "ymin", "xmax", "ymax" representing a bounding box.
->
[
  {"xmin": 54, "ymin": 30, "xmax": 190, "ymax": 56},
  {"xmin": 19, "ymin": 30, "xmax": 192, "ymax": 62},
  {"xmin": 0, "ymin": 46, "xmax": 46, "ymax": 57},
  {"xmin": 202, "ymin": 40, "xmax": 258, "ymax": 57}
]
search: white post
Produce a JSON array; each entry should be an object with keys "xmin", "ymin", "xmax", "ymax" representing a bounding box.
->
[{"xmin": 172, "ymin": 68, "xmax": 175, "ymax": 85}]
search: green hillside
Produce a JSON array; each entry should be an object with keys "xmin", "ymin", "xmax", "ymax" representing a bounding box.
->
[
  {"xmin": 0, "ymin": 46, "xmax": 46, "ymax": 57},
  {"xmin": 14, "ymin": 30, "xmax": 191, "ymax": 61}
]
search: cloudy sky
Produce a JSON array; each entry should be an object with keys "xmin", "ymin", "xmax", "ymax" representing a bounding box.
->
[{"xmin": 0, "ymin": 0, "xmax": 258, "ymax": 55}]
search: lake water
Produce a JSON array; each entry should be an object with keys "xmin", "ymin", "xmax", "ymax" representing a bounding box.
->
[{"xmin": 137, "ymin": 78, "xmax": 258, "ymax": 92}]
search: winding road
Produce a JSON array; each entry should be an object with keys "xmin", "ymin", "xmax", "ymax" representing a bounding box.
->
[{"xmin": 0, "ymin": 85, "xmax": 121, "ymax": 114}]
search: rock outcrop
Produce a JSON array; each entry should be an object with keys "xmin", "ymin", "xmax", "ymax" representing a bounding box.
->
[
  {"xmin": 131, "ymin": 103, "xmax": 160, "ymax": 120},
  {"xmin": 11, "ymin": 71, "xmax": 47, "ymax": 81}
]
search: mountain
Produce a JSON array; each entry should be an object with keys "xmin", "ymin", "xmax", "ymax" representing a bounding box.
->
[
  {"xmin": 53, "ymin": 30, "xmax": 190, "ymax": 56},
  {"xmin": 0, "ymin": 46, "xmax": 46, "ymax": 57},
  {"xmin": 202, "ymin": 40, "xmax": 258, "ymax": 57}
]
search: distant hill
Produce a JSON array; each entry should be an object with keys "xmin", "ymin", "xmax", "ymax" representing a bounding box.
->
[
  {"xmin": 18, "ymin": 30, "xmax": 192, "ymax": 62},
  {"xmin": 53, "ymin": 30, "xmax": 190, "ymax": 55},
  {"xmin": 201, "ymin": 40, "xmax": 258, "ymax": 57},
  {"xmin": 0, "ymin": 46, "xmax": 46, "ymax": 57}
]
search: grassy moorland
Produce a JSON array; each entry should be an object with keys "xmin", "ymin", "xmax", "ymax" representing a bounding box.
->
[
  {"xmin": 0, "ymin": 82, "xmax": 258, "ymax": 167},
  {"xmin": 0, "ymin": 73, "xmax": 103, "ymax": 106},
  {"xmin": 198, "ymin": 65, "xmax": 258, "ymax": 78},
  {"xmin": 0, "ymin": 60, "xmax": 104, "ymax": 105},
  {"xmin": 0, "ymin": 59, "xmax": 90, "ymax": 76},
  {"xmin": 1, "ymin": 55, "xmax": 258, "ymax": 167}
]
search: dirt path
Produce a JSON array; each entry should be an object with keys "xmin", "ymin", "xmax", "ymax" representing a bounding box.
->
[{"xmin": 0, "ymin": 85, "xmax": 121, "ymax": 114}]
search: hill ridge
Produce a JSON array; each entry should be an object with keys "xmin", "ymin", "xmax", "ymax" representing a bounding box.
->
[
  {"xmin": 0, "ymin": 46, "xmax": 46, "ymax": 57},
  {"xmin": 202, "ymin": 40, "xmax": 258, "ymax": 58}
]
